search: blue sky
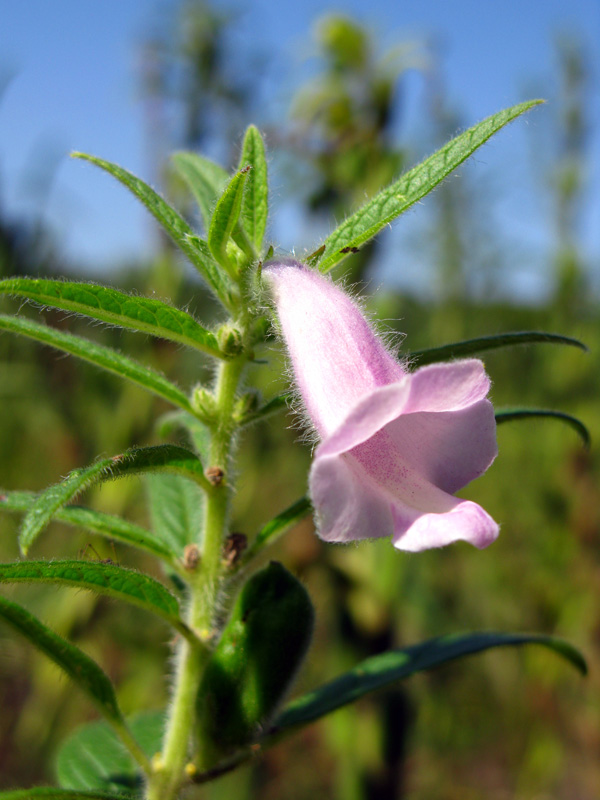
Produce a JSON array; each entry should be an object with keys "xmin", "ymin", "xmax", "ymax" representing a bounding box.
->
[{"xmin": 0, "ymin": 0, "xmax": 598, "ymax": 297}]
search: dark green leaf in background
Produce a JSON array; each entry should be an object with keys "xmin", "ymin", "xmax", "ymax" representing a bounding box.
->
[
  {"xmin": 496, "ymin": 408, "xmax": 590, "ymax": 448},
  {"xmin": 274, "ymin": 632, "xmax": 586, "ymax": 732},
  {"xmin": 146, "ymin": 473, "xmax": 205, "ymax": 553},
  {"xmin": 318, "ymin": 100, "xmax": 543, "ymax": 273},
  {"xmin": 55, "ymin": 711, "xmax": 164, "ymax": 795},
  {"xmin": 409, "ymin": 330, "xmax": 588, "ymax": 366}
]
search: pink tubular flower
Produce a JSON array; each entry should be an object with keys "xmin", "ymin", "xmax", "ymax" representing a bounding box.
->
[{"xmin": 264, "ymin": 259, "xmax": 499, "ymax": 552}]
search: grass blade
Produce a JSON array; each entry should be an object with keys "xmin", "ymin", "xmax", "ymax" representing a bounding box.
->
[
  {"xmin": 319, "ymin": 100, "xmax": 543, "ymax": 273},
  {"xmin": 0, "ymin": 314, "xmax": 194, "ymax": 413},
  {"xmin": 0, "ymin": 279, "xmax": 223, "ymax": 358}
]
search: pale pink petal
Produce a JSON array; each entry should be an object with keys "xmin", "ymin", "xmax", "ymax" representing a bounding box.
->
[
  {"xmin": 263, "ymin": 260, "xmax": 404, "ymax": 436},
  {"xmin": 381, "ymin": 400, "xmax": 498, "ymax": 494},
  {"xmin": 310, "ymin": 452, "xmax": 393, "ymax": 542},
  {"xmin": 391, "ymin": 499, "xmax": 499, "ymax": 552},
  {"xmin": 403, "ymin": 360, "xmax": 491, "ymax": 414}
]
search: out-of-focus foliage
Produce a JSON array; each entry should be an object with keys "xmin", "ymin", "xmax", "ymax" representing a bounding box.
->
[{"xmin": 0, "ymin": 5, "xmax": 598, "ymax": 799}]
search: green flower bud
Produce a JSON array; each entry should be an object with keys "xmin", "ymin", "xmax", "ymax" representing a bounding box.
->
[
  {"xmin": 217, "ymin": 324, "xmax": 243, "ymax": 357},
  {"xmin": 195, "ymin": 562, "xmax": 314, "ymax": 764},
  {"xmin": 192, "ymin": 387, "xmax": 217, "ymax": 423}
]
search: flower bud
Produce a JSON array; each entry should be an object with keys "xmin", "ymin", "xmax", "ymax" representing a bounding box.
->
[
  {"xmin": 191, "ymin": 386, "xmax": 218, "ymax": 424},
  {"xmin": 217, "ymin": 324, "xmax": 243, "ymax": 357},
  {"xmin": 195, "ymin": 562, "xmax": 314, "ymax": 764}
]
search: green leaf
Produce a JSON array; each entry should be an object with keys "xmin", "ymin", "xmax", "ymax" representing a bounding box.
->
[
  {"xmin": 19, "ymin": 445, "xmax": 210, "ymax": 555},
  {"xmin": 208, "ymin": 168, "xmax": 250, "ymax": 270},
  {"xmin": 0, "ymin": 490, "xmax": 174, "ymax": 561},
  {"xmin": 410, "ymin": 331, "xmax": 588, "ymax": 367},
  {"xmin": 0, "ymin": 595, "xmax": 122, "ymax": 723},
  {"xmin": 55, "ymin": 711, "xmax": 164, "ymax": 794},
  {"xmin": 238, "ymin": 125, "xmax": 268, "ymax": 250},
  {"xmin": 146, "ymin": 473, "xmax": 205, "ymax": 553},
  {"xmin": 241, "ymin": 497, "xmax": 313, "ymax": 567},
  {"xmin": 172, "ymin": 151, "xmax": 229, "ymax": 232},
  {"xmin": 319, "ymin": 100, "xmax": 543, "ymax": 273},
  {"xmin": 238, "ymin": 393, "xmax": 289, "ymax": 427},
  {"xmin": 273, "ymin": 632, "xmax": 586, "ymax": 732},
  {"xmin": 0, "ymin": 561, "xmax": 193, "ymax": 639},
  {"xmin": 0, "ymin": 279, "xmax": 223, "ymax": 358},
  {"xmin": 0, "ymin": 314, "xmax": 194, "ymax": 413},
  {"xmin": 496, "ymin": 408, "xmax": 590, "ymax": 448},
  {"xmin": 72, "ymin": 152, "xmax": 230, "ymax": 304},
  {"xmin": 0, "ymin": 790, "xmax": 126, "ymax": 799}
]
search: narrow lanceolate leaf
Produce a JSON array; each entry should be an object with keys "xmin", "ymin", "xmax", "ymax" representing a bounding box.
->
[
  {"xmin": 239, "ymin": 393, "xmax": 289, "ymax": 427},
  {"xmin": 0, "ymin": 595, "xmax": 122, "ymax": 722},
  {"xmin": 0, "ymin": 561, "xmax": 192, "ymax": 639},
  {"xmin": 241, "ymin": 497, "xmax": 313, "ymax": 567},
  {"xmin": 0, "ymin": 790, "xmax": 126, "ymax": 799},
  {"xmin": 146, "ymin": 473, "xmax": 205, "ymax": 553},
  {"xmin": 0, "ymin": 489, "xmax": 174, "ymax": 561},
  {"xmin": 20, "ymin": 445, "xmax": 210, "ymax": 555},
  {"xmin": 319, "ymin": 100, "xmax": 543, "ymax": 273},
  {"xmin": 208, "ymin": 168, "xmax": 250, "ymax": 270},
  {"xmin": 72, "ymin": 152, "xmax": 230, "ymax": 303},
  {"xmin": 410, "ymin": 331, "xmax": 588, "ymax": 367},
  {"xmin": 496, "ymin": 409, "xmax": 590, "ymax": 448},
  {"xmin": 0, "ymin": 279, "xmax": 223, "ymax": 358},
  {"xmin": 273, "ymin": 632, "xmax": 586, "ymax": 732},
  {"xmin": 238, "ymin": 125, "xmax": 268, "ymax": 250},
  {"xmin": 172, "ymin": 151, "xmax": 229, "ymax": 232},
  {"xmin": 0, "ymin": 314, "xmax": 194, "ymax": 413},
  {"xmin": 55, "ymin": 711, "xmax": 164, "ymax": 794}
]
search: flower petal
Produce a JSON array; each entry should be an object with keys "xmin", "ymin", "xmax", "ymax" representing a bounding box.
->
[
  {"xmin": 310, "ymin": 451, "xmax": 393, "ymax": 542},
  {"xmin": 264, "ymin": 260, "xmax": 404, "ymax": 436},
  {"xmin": 403, "ymin": 360, "xmax": 491, "ymax": 414},
  {"xmin": 381, "ymin": 400, "xmax": 498, "ymax": 494},
  {"xmin": 391, "ymin": 499, "xmax": 499, "ymax": 552}
]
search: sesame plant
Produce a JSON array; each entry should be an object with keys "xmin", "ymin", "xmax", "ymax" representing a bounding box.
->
[{"xmin": 0, "ymin": 101, "xmax": 589, "ymax": 800}]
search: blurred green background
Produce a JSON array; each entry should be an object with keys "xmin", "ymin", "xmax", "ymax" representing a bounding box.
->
[{"xmin": 0, "ymin": 3, "xmax": 599, "ymax": 798}]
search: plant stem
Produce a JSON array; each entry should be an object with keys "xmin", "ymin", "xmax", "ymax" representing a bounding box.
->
[{"xmin": 145, "ymin": 356, "xmax": 246, "ymax": 800}]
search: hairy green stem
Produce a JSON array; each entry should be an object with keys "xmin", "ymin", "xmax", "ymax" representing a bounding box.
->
[{"xmin": 145, "ymin": 356, "xmax": 246, "ymax": 800}]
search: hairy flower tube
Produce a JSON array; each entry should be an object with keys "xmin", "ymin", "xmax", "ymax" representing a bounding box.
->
[{"xmin": 264, "ymin": 260, "xmax": 499, "ymax": 552}]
